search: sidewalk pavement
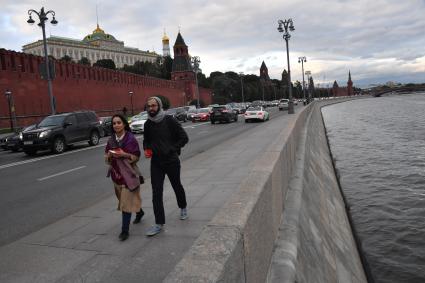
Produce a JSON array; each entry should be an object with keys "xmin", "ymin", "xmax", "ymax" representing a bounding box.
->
[{"xmin": 0, "ymin": 112, "xmax": 295, "ymax": 283}]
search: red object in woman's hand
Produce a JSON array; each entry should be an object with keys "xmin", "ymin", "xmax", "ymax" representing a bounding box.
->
[{"xmin": 144, "ymin": 149, "xmax": 153, "ymax": 158}]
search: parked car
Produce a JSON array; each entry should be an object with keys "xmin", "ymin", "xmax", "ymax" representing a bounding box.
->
[
  {"xmin": 210, "ymin": 105, "xmax": 238, "ymax": 124},
  {"xmin": 129, "ymin": 113, "xmax": 148, "ymax": 133},
  {"xmin": 100, "ymin": 116, "xmax": 112, "ymax": 136},
  {"xmin": 192, "ymin": 108, "xmax": 210, "ymax": 122},
  {"xmin": 293, "ymin": 99, "xmax": 298, "ymax": 106},
  {"xmin": 244, "ymin": 106, "xmax": 270, "ymax": 122},
  {"xmin": 166, "ymin": 107, "xmax": 187, "ymax": 122},
  {"xmin": 22, "ymin": 110, "xmax": 103, "ymax": 155},
  {"xmin": 4, "ymin": 124, "xmax": 37, "ymax": 152},
  {"xmin": 278, "ymin": 99, "xmax": 289, "ymax": 111}
]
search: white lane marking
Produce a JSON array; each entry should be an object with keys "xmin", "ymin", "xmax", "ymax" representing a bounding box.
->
[
  {"xmin": 182, "ymin": 122, "xmax": 209, "ymax": 129},
  {"xmin": 0, "ymin": 136, "xmax": 147, "ymax": 171},
  {"xmin": 37, "ymin": 166, "xmax": 86, "ymax": 181},
  {"xmin": 0, "ymin": 117, "xmax": 245, "ymax": 170},
  {"xmin": 0, "ymin": 143, "xmax": 107, "ymax": 170}
]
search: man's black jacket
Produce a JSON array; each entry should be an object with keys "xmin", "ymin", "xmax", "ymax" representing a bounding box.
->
[{"xmin": 143, "ymin": 115, "xmax": 189, "ymax": 162}]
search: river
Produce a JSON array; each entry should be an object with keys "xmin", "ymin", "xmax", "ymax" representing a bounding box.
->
[{"xmin": 322, "ymin": 93, "xmax": 425, "ymax": 283}]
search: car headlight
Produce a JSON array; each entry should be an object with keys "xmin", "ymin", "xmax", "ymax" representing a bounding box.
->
[
  {"xmin": 19, "ymin": 132, "xmax": 23, "ymax": 140},
  {"xmin": 39, "ymin": 130, "xmax": 51, "ymax": 138}
]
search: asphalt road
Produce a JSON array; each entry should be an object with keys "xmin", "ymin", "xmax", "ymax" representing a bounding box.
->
[{"xmin": 0, "ymin": 106, "xmax": 298, "ymax": 246}]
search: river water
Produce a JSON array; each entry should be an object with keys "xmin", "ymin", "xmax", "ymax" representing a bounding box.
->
[{"xmin": 322, "ymin": 93, "xmax": 425, "ymax": 283}]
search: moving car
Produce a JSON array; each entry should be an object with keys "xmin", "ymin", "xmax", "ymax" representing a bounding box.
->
[
  {"xmin": 100, "ymin": 116, "xmax": 112, "ymax": 136},
  {"xmin": 278, "ymin": 99, "xmax": 289, "ymax": 111},
  {"xmin": 129, "ymin": 113, "xmax": 149, "ymax": 133},
  {"xmin": 186, "ymin": 108, "xmax": 198, "ymax": 121},
  {"xmin": 192, "ymin": 108, "xmax": 210, "ymax": 122},
  {"xmin": 128, "ymin": 111, "xmax": 147, "ymax": 124},
  {"xmin": 166, "ymin": 107, "xmax": 187, "ymax": 122},
  {"xmin": 210, "ymin": 105, "xmax": 238, "ymax": 124},
  {"xmin": 22, "ymin": 110, "xmax": 103, "ymax": 155},
  {"xmin": 244, "ymin": 106, "xmax": 270, "ymax": 122}
]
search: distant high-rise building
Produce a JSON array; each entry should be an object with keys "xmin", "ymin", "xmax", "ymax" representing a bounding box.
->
[{"xmin": 162, "ymin": 30, "xmax": 171, "ymax": 57}]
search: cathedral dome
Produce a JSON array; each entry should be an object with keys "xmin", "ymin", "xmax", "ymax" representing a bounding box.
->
[
  {"xmin": 83, "ymin": 24, "xmax": 117, "ymax": 42},
  {"xmin": 162, "ymin": 32, "xmax": 169, "ymax": 42}
]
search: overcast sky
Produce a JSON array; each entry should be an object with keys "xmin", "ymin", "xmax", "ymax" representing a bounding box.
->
[{"xmin": 1, "ymin": 0, "xmax": 424, "ymax": 87}]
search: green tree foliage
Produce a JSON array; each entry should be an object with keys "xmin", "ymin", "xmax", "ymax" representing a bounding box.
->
[
  {"xmin": 78, "ymin": 57, "xmax": 91, "ymax": 65},
  {"xmin": 121, "ymin": 57, "xmax": 173, "ymax": 79},
  {"xmin": 189, "ymin": 99, "xmax": 205, "ymax": 107},
  {"xmin": 60, "ymin": 55, "xmax": 72, "ymax": 62},
  {"xmin": 156, "ymin": 95, "xmax": 171, "ymax": 110},
  {"xmin": 197, "ymin": 72, "xmax": 210, "ymax": 88},
  {"xmin": 94, "ymin": 59, "xmax": 116, "ymax": 70},
  {"xmin": 211, "ymin": 95, "xmax": 229, "ymax": 105}
]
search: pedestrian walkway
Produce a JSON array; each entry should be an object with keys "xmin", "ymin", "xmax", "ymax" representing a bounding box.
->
[{"xmin": 0, "ymin": 112, "xmax": 295, "ymax": 283}]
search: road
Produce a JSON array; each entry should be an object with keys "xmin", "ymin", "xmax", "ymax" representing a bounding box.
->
[{"xmin": 0, "ymin": 106, "xmax": 298, "ymax": 246}]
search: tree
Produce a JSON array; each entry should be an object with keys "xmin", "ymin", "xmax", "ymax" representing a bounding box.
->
[
  {"xmin": 159, "ymin": 56, "xmax": 173, "ymax": 79},
  {"xmin": 78, "ymin": 57, "xmax": 91, "ymax": 65},
  {"xmin": 189, "ymin": 99, "xmax": 205, "ymax": 107},
  {"xmin": 211, "ymin": 95, "xmax": 228, "ymax": 105},
  {"xmin": 60, "ymin": 55, "xmax": 72, "ymax": 62},
  {"xmin": 94, "ymin": 59, "xmax": 116, "ymax": 70},
  {"xmin": 156, "ymin": 95, "xmax": 170, "ymax": 110}
]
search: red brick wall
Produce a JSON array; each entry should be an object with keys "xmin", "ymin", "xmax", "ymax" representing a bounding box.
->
[{"xmin": 0, "ymin": 49, "xmax": 212, "ymax": 128}]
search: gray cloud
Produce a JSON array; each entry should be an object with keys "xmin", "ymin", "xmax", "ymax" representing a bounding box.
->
[{"xmin": 0, "ymin": 0, "xmax": 424, "ymax": 86}]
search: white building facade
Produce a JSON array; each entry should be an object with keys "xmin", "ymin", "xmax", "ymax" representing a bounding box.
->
[{"xmin": 22, "ymin": 25, "xmax": 158, "ymax": 68}]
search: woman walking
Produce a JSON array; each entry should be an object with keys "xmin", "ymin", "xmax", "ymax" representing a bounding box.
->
[{"xmin": 105, "ymin": 114, "xmax": 144, "ymax": 241}]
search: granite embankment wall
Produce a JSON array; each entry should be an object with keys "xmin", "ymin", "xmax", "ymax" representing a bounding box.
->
[{"xmin": 165, "ymin": 99, "xmax": 367, "ymax": 283}]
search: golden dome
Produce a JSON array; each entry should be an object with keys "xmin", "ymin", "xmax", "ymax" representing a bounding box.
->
[
  {"xmin": 93, "ymin": 24, "xmax": 105, "ymax": 34},
  {"xmin": 162, "ymin": 30, "xmax": 169, "ymax": 42}
]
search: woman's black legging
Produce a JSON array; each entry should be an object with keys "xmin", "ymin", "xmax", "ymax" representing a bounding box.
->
[{"xmin": 122, "ymin": 212, "xmax": 131, "ymax": 232}]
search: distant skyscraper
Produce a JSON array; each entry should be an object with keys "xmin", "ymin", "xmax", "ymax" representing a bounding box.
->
[{"xmin": 162, "ymin": 30, "xmax": 170, "ymax": 57}]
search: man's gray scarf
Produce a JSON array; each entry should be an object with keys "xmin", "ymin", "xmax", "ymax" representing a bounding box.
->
[{"xmin": 147, "ymin": 96, "xmax": 166, "ymax": 123}]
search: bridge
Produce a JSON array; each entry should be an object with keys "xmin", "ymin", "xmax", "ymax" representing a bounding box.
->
[{"xmin": 367, "ymin": 85, "xmax": 425, "ymax": 97}]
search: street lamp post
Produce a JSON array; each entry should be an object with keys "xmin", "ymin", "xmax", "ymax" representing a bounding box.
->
[
  {"xmin": 27, "ymin": 7, "xmax": 58, "ymax": 115},
  {"xmin": 128, "ymin": 91, "xmax": 134, "ymax": 116},
  {"xmin": 191, "ymin": 56, "xmax": 201, "ymax": 108},
  {"xmin": 239, "ymin": 72, "xmax": 245, "ymax": 105},
  {"xmin": 278, "ymin": 18, "xmax": 295, "ymax": 114},
  {"xmin": 261, "ymin": 79, "xmax": 265, "ymax": 102},
  {"xmin": 298, "ymin": 56, "xmax": 307, "ymax": 105},
  {"xmin": 4, "ymin": 90, "xmax": 18, "ymax": 131},
  {"xmin": 305, "ymin": 70, "xmax": 311, "ymax": 102}
]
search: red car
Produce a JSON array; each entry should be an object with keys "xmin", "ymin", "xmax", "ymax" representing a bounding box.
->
[{"xmin": 192, "ymin": 108, "xmax": 210, "ymax": 122}]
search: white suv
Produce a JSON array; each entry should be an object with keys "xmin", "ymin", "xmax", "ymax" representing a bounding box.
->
[{"xmin": 278, "ymin": 99, "xmax": 289, "ymax": 111}]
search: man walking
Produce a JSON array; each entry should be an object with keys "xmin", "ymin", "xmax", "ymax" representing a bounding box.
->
[{"xmin": 143, "ymin": 96, "xmax": 189, "ymax": 236}]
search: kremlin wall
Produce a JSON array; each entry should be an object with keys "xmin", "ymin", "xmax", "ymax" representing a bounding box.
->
[{"xmin": 0, "ymin": 32, "xmax": 212, "ymax": 129}]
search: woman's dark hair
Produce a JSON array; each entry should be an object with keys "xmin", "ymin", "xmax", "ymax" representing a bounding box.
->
[{"xmin": 110, "ymin": 114, "xmax": 130, "ymax": 133}]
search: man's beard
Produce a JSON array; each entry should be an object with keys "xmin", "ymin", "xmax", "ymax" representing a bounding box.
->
[{"xmin": 148, "ymin": 109, "xmax": 159, "ymax": 117}]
